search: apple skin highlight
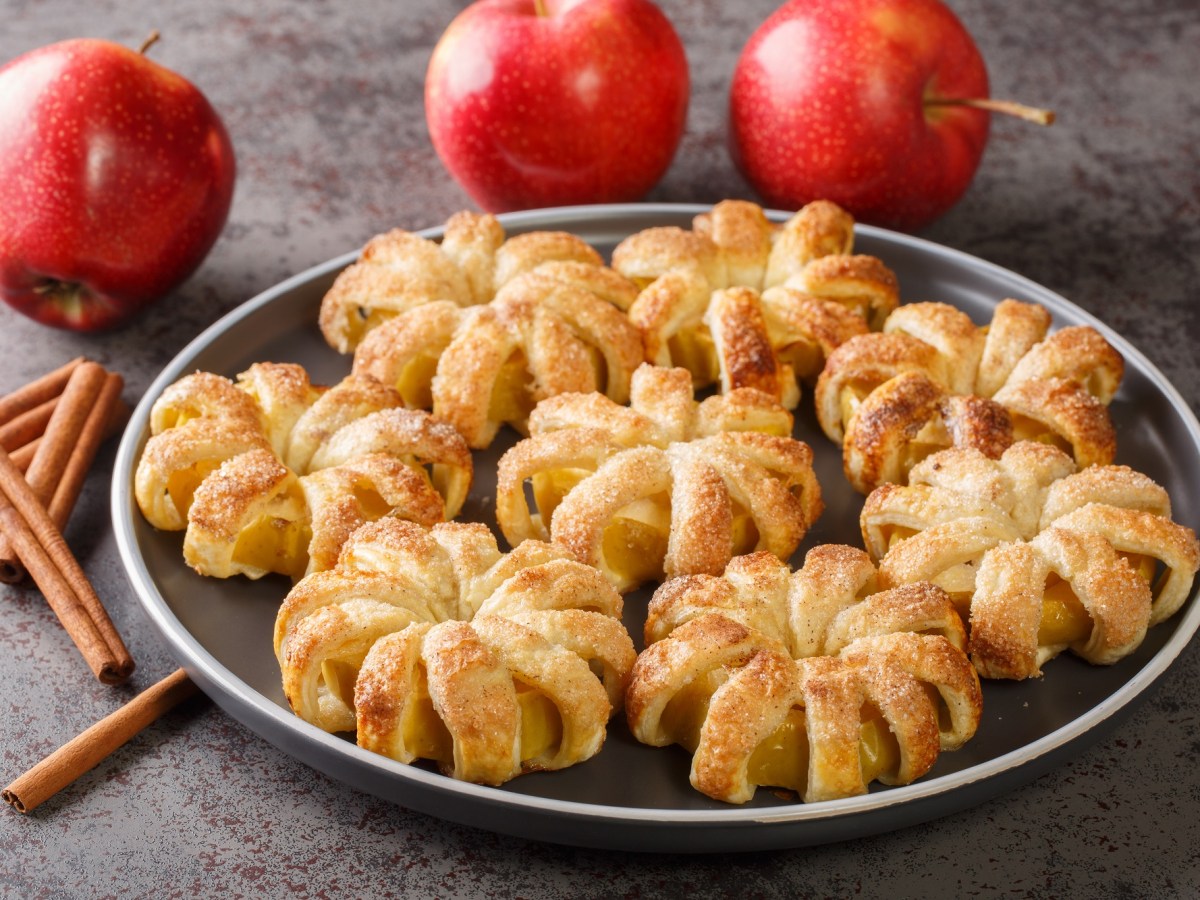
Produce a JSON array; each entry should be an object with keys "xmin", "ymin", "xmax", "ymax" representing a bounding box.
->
[
  {"xmin": 729, "ymin": 0, "xmax": 990, "ymax": 232},
  {"xmin": 0, "ymin": 38, "xmax": 236, "ymax": 331},
  {"xmin": 425, "ymin": 0, "xmax": 689, "ymax": 212}
]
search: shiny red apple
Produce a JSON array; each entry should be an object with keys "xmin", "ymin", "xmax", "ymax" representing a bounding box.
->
[
  {"xmin": 425, "ymin": 0, "xmax": 689, "ymax": 212},
  {"xmin": 729, "ymin": 0, "xmax": 996, "ymax": 232},
  {"xmin": 0, "ymin": 35, "xmax": 236, "ymax": 331}
]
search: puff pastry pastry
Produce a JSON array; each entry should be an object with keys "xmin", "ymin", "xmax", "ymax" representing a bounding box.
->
[
  {"xmin": 626, "ymin": 547, "xmax": 982, "ymax": 803},
  {"xmin": 352, "ymin": 262, "xmax": 645, "ymax": 447},
  {"xmin": 815, "ymin": 300, "xmax": 1123, "ymax": 492},
  {"xmin": 134, "ymin": 364, "xmax": 473, "ymax": 579},
  {"xmin": 859, "ymin": 443, "xmax": 1199, "ymax": 678},
  {"xmin": 274, "ymin": 518, "xmax": 636, "ymax": 785},
  {"xmin": 610, "ymin": 200, "xmax": 895, "ymax": 408},
  {"xmin": 319, "ymin": 211, "xmax": 637, "ymax": 353},
  {"xmin": 495, "ymin": 365, "xmax": 821, "ymax": 591}
]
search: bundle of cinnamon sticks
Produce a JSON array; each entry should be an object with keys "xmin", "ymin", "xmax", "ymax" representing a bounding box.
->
[
  {"xmin": 0, "ymin": 357, "xmax": 134, "ymax": 682},
  {"xmin": 0, "ymin": 358, "xmax": 208, "ymax": 816}
]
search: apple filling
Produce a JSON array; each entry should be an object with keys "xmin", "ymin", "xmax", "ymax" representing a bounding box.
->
[
  {"xmin": 515, "ymin": 681, "xmax": 564, "ymax": 764},
  {"xmin": 350, "ymin": 306, "xmax": 398, "ymax": 347},
  {"xmin": 394, "ymin": 353, "xmax": 441, "ymax": 409},
  {"xmin": 318, "ymin": 658, "xmax": 361, "ymax": 731},
  {"xmin": 777, "ymin": 340, "xmax": 823, "ymax": 383},
  {"xmin": 660, "ymin": 670, "xmax": 901, "ymax": 795},
  {"xmin": 667, "ymin": 326, "xmax": 720, "ymax": 387},
  {"xmin": 730, "ymin": 501, "xmax": 761, "ymax": 557},
  {"xmin": 531, "ymin": 468, "xmax": 591, "ymax": 529},
  {"xmin": 936, "ymin": 567, "xmax": 981, "ymax": 619},
  {"xmin": 398, "ymin": 665, "xmax": 454, "ymax": 763},
  {"xmin": 156, "ymin": 407, "xmax": 202, "ymax": 431},
  {"xmin": 600, "ymin": 494, "xmax": 671, "ymax": 585},
  {"xmin": 1009, "ymin": 413, "xmax": 1074, "ymax": 457},
  {"xmin": 882, "ymin": 525, "xmax": 920, "ymax": 552},
  {"xmin": 899, "ymin": 419, "xmax": 950, "ymax": 476},
  {"xmin": 659, "ymin": 668, "xmax": 725, "ymax": 753},
  {"xmin": 838, "ymin": 380, "xmax": 876, "ymax": 432},
  {"xmin": 351, "ymin": 481, "xmax": 395, "ymax": 521},
  {"xmin": 165, "ymin": 459, "xmax": 225, "ymax": 519},
  {"xmin": 396, "ymin": 669, "xmax": 562, "ymax": 769},
  {"xmin": 231, "ymin": 513, "xmax": 311, "ymax": 579},
  {"xmin": 488, "ymin": 351, "xmax": 536, "ymax": 428},
  {"xmin": 1038, "ymin": 574, "xmax": 1092, "ymax": 646}
]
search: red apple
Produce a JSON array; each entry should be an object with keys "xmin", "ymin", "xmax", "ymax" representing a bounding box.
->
[
  {"xmin": 425, "ymin": 0, "xmax": 689, "ymax": 212},
  {"xmin": 729, "ymin": 0, "xmax": 993, "ymax": 232},
  {"xmin": 0, "ymin": 35, "xmax": 236, "ymax": 331}
]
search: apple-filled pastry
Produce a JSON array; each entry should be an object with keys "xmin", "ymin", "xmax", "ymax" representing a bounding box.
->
[
  {"xmin": 134, "ymin": 363, "xmax": 472, "ymax": 579},
  {"xmin": 814, "ymin": 299, "xmax": 1124, "ymax": 492},
  {"xmin": 626, "ymin": 546, "xmax": 982, "ymax": 803},
  {"xmin": 859, "ymin": 443, "xmax": 1199, "ymax": 679},
  {"xmin": 318, "ymin": 210, "xmax": 638, "ymax": 353},
  {"xmin": 274, "ymin": 518, "xmax": 636, "ymax": 785},
  {"xmin": 351, "ymin": 260, "xmax": 644, "ymax": 448},
  {"xmin": 610, "ymin": 199, "xmax": 898, "ymax": 408},
  {"xmin": 495, "ymin": 364, "xmax": 822, "ymax": 592}
]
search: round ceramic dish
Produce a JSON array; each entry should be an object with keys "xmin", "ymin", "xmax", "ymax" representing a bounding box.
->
[{"xmin": 112, "ymin": 204, "xmax": 1200, "ymax": 853}]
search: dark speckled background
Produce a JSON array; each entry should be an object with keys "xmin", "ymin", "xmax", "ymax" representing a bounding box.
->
[{"xmin": 1, "ymin": 0, "xmax": 1199, "ymax": 896}]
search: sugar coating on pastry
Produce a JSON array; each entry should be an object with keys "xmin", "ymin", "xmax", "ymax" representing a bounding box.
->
[
  {"xmin": 352, "ymin": 265, "xmax": 645, "ymax": 448},
  {"xmin": 274, "ymin": 518, "xmax": 636, "ymax": 786},
  {"xmin": 626, "ymin": 548, "xmax": 981, "ymax": 803},
  {"xmin": 814, "ymin": 299, "xmax": 1124, "ymax": 492},
  {"xmin": 134, "ymin": 364, "xmax": 473, "ymax": 580},
  {"xmin": 611, "ymin": 199, "xmax": 894, "ymax": 409},
  {"xmin": 320, "ymin": 210, "xmax": 636, "ymax": 353},
  {"xmin": 495, "ymin": 365, "xmax": 820, "ymax": 591},
  {"xmin": 859, "ymin": 443, "xmax": 1199, "ymax": 678}
]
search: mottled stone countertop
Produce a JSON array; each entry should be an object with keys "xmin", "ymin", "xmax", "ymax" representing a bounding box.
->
[{"xmin": 1, "ymin": 0, "xmax": 1198, "ymax": 896}]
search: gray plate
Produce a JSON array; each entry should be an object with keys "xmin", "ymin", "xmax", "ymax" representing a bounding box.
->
[{"xmin": 112, "ymin": 204, "xmax": 1200, "ymax": 853}]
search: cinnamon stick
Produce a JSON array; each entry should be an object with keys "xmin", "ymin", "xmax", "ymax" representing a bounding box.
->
[
  {"xmin": 0, "ymin": 396, "xmax": 59, "ymax": 452},
  {"xmin": 7, "ymin": 396, "xmax": 129, "ymax": 478},
  {"xmin": 23, "ymin": 362, "xmax": 107, "ymax": 507},
  {"xmin": 2, "ymin": 669, "xmax": 198, "ymax": 814},
  {"xmin": 0, "ymin": 446, "xmax": 134, "ymax": 683},
  {"xmin": 10, "ymin": 440, "xmax": 37, "ymax": 474},
  {"xmin": 47, "ymin": 372, "xmax": 124, "ymax": 530},
  {"xmin": 0, "ymin": 362, "xmax": 110, "ymax": 584},
  {"xmin": 0, "ymin": 357, "xmax": 83, "ymax": 427}
]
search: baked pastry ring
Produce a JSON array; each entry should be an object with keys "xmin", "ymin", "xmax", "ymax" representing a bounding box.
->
[
  {"xmin": 352, "ymin": 263, "xmax": 645, "ymax": 448},
  {"xmin": 319, "ymin": 211, "xmax": 637, "ymax": 353},
  {"xmin": 859, "ymin": 443, "xmax": 1199, "ymax": 678},
  {"xmin": 495, "ymin": 365, "xmax": 820, "ymax": 591},
  {"xmin": 815, "ymin": 300, "xmax": 1123, "ymax": 492},
  {"xmin": 274, "ymin": 518, "xmax": 636, "ymax": 786},
  {"xmin": 134, "ymin": 364, "xmax": 473, "ymax": 579},
  {"xmin": 611, "ymin": 200, "xmax": 895, "ymax": 408},
  {"xmin": 626, "ymin": 548, "xmax": 982, "ymax": 803}
]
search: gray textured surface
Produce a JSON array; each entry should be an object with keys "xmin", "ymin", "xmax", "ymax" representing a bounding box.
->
[{"xmin": 0, "ymin": 0, "xmax": 1198, "ymax": 896}]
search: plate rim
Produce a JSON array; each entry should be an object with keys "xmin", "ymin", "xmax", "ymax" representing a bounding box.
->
[{"xmin": 111, "ymin": 202, "xmax": 1200, "ymax": 845}]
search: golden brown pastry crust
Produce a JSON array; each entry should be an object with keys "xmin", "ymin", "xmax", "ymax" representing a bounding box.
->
[
  {"xmin": 352, "ymin": 268, "xmax": 645, "ymax": 448},
  {"xmin": 971, "ymin": 527, "xmax": 1151, "ymax": 677},
  {"xmin": 495, "ymin": 368, "xmax": 820, "ymax": 591},
  {"xmin": 858, "ymin": 443, "xmax": 1199, "ymax": 678},
  {"xmin": 275, "ymin": 519, "xmax": 635, "ymax": 785},
  {"xmin": 612, "ymin": 200, "xmax": 895, "ymax": 408},
  {"xmin": 319, "ymin": 211, "xmax": 633, "ymax": 353},
  {"xmin": 814, "ymin": 300, "xmax": 1123, "ymax": 492},
  {"xmin": 134, "ymin": 364, "xmax": 472, "ymax": 578},
  {"xmin": 626, "ymin": 548, "xmax": 981, "ymax": 803}
]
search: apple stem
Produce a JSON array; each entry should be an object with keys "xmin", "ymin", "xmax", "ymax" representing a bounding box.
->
[
  {"xmin": 926, "ymin": 96, "xmax": 1056, "ymax": 126},
  {"xmin": 138, "ymin": 30, "xmax": 161, "ymax": 56},
  {"xmin": 533, "ymin": 0, "xmax": 548, "ymax": 16}
]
